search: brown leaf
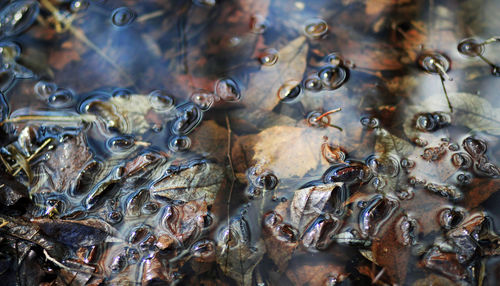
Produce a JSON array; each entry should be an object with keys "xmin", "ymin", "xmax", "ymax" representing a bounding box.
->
[
  {"xmin": 190, "ymin": 120, "xmax": 229, "ymax": 161},
  {"xmin": 151, "ymin": 159, "xmax": 226, "ymax": 205},
  {"xmin": 32, "ymin": 132, "xmax": 92, "ymax": 194},
  {"xmin": 285, "ymin": 257, "xmax": 348, "ymax": 286},
  {"xmin": 233, "ymin": 126, "xmax": 328, "ymax": 178},
  {"xmin": 240, "ymin": 36, "xmax": 308, "ymax": 111}
]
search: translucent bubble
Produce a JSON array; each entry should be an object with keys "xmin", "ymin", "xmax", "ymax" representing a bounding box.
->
[
  {"xmin": 366, "ymin": 155, "xmax": 400, "ymax": 177},
  {"xmin": 277, "ymin": 224, "xmax": 298, "ymax": 242},
  {"xmin": 304, "ymin": 18, "xmax": 328, "ymax": 39},
  {"xmin": 258, "ymin": 48, "xmax": 278, "ymax": 66},
  {"xmin": 111, "ymin": 7, "xmax": 136, "ymax": 27},
  {"xmin": 168, "ymin": 135, "xmax": 191, "ymax": 152},
  {"xmin": 301, "ymin": 215, "xmax": 339, "ymax": 250},
  {"xmin": 277, "ymin": 80, "xmax": 302, "ymax": 102},
  {"xmin": 318, "ymin": 65, "xmax": 349, "ymax": 90},
  {"xmin": 148, "ymin": 90, "xmax": 174, "ymax": 111},
  {"xmin": 417, "ymin": 52, "xmax": 451, "ymax": 74},
  {"xmin": 47, "ymin": 89, "xmax": 74, "ymax": 108},
  {"xmin": 215, "ymin": 78, "xmax": 240, "ymax": 101},
  {"xmin": 250, "ymin": 14, "xmax": 268, "ymax": 34},
  {"xmin": 255, "ymin": 172, "xmax": 279, "ymax": 190},
  {"xmin": 360, "ymin": 116, "xmax": 379, "ymax": 129},
  {"xmin": 142, "ymin": 202, "xmax": 159, "ymax": 215},
  {"xmin": 306, "ymin": 111, "xmax": 329, "ymax": 128},
  {"xmin": 462, "ymin": 137, "xmax": 487, "ymax": 158},
  {"xmin": 112, "ymin": 87, "xmax": 133, "ymax": 98},
  {"xmin": 303, "ymin": 74, "xmax": 322, "ymax": 91},
  {"xmin": 0, "ymin": 42, "xmax": 21, "ymax": 63},
  {"xmin": 439, "ymin": 208, "xmax": 464, "ymax": 230},
  {"xmin": 190, "ymin": 90, "xmax": 215, "ymax": 110},
  {"xmin": 456, "ymin": 173, "xmax": 471, "ymax": 185},
  {"xmin": 396, "ymin": 215, "xmax": 417, "ymax": 246},
  {"xmin": 73, "ymin": 161, "xmax": 101, "ymax": 196},
  {"xmin": 106, "ymin": 211, "xmax": 123, "ymax": 224},
  {"xmin": 128, "ymin": 225, "xmax": 152, "ymax": 244},
  {"xmin": 0, "ymin": 0, "xmax": 40, "ymax": 38},
  {"xmin": 413, "ymin": 137, "xmax": 428, "ymax": 147},
  {"xmin": 107, "ymin": 135, "xmax": 135, "ymax": 152},
  {"xmin": 109, "ymin": 253, "xmax": 127, "ymax": 273},
  {"xmin": 70, "ymin": 0, "xmax": 89, "ymax": 13},
  {"xmin": 171, "ymin": 103, "xmax": 202, "ymax": 135},
  {"xmin": 358, "ymin": 195, "xmax": 398, "ymax": 237},
  {"xmin": 34, "ymin": 81, "xmax": 57, "ymax": 99},
  {"xmin": 457, "ymin": 38, "xmax": 484, "ymax": 57},
  {"xmin": 451, "ymin": 152, "xmax": 473, "ymax": 169},
  {"xmin": 125, "ymin": 247, "xmax": 140, "ymax": 264},
  {"xmin": 191, "ymin": 239, "xmax": 216, "ymax": 260},
  {"xmin": 400, "ymin": 158, "xmax": 415, "ymax": 169},
  {"xmin": 325, "ymin": 53, "xmax": 343, "ymax": 67}
]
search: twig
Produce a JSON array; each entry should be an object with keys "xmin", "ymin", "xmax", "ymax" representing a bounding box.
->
[
  {"xmin": 12, "ymin": 138, "xmax": 53, "ymax": 176},
  {"xmin": 224, "ymin": 112, "xmax": 235, "ymax": 270},
  {"xmin": 372, "ymin": 267, "xmax": 385, "ymax": 284},
  {"xmin": 0, "ymin": 114, "xmax": 97, "ymax": 126},
  {"xmin": 0, "ymin": 218, "xmax": 8, "ymax": 228},
  {"xmin": 314, "ymin": 108, "xmax": 342, "ymax": 122},
  {"xmin": 137, "ymin": 10, "xmax": 165, "ymax": 23},
  {"xmin": 0, "ymin": 153, "xmax": 13, "ymax": 173},
  {"xmin": 439, "ymin": 75, "xmax": 453, "ymax": 113}
]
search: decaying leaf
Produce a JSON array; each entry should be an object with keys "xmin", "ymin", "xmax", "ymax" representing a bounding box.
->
[
  {"xmin": 233, "ymin": 126, "xmax": 328, "ymax": 179},
  {"xmin": 31, "ymin": 217, "xmax": 121, "ymax": 247},
  {"xmin": 151, "ymin": 159, "xmax": 226, "ymax": 205}
]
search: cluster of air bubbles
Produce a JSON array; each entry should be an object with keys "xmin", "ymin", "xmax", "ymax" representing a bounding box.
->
[
  {"xmin": 190, "ymin": 90, "xmax": 215, "ymax": 110},
  {"xmin": 303, "ymin": 18, "xmax": 328, "ymax": 39},
  {"xmin": 245, "ymin": 166, "xmax": 279, "ymax": 199},
  {"xmin": 34, "ymin": 81, "xmax": 57, "ymax": 99},
  {"xmin": 303, "ymin": 53, "xmax": 350, "ymax": 93},
  {"xmin": 111, "ymin": 7, "xmax": 136, "ymax": 27},
  {"xmin": 0, "ymin": 0, "xmax": 40, "ymax": 39},
  {"xmin": 366, "ymin": 155, "xmax": 400, "ymax": 178},
  {"xmin": 258, "ymin": 48, "xmax": 279, "ymax": 66},
  {"xmin": 303, "ymin": 74, "xmax": 322, "ymax": 91},
  {"xmin": 250, "ymin": 14, "xmax": 268, "ymax": 34},
  {"xmin": 415, "ymin": 112, "xmax": 451, "ymax": 132}
]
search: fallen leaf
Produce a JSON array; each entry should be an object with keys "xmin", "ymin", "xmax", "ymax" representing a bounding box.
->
[{"xmin": 233, "ymin": 126, "xmax": 327, "ymax": 179}]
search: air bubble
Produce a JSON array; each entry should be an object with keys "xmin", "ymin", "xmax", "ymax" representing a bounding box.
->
[
  {"xmin": 366, "ymin": 155, "xmax": 400, "ymax": 177},
  {"xmin": 360, "ymin": 116, "xmax": 379, "ymax": 129},
  {"xmin": 304, "ymin": 18, "xmax": 328, "ymax": 39},
  {"xmin": 171, "ymin": 103, "xmax": 202, "ymax": 135},
  {"xmin": 451, "ymin": 152, "xmax": 473, "ymax": 169},
  {"xmin": 47, "ymin": 89, "xmax": 74, "ymax": 108},
  {"xmin": 190, "ymin": 91, "xmax": 215, "ymax": 110},
  {"xmin": 462, "ymin": 137, "xmax": 487, "ymax": 158},
  {"xmin": 0, "ymin": 0, "xmax": 40, "ymax": 38},
  {"xmin": 70, "ymin": 0, "xmax": 89, "ymax": 13},
  {"xmin": 492, "ymin": 66, "xmax": 500, "ymax": 77},
  {"xmin": 457, "ymin": 38, "xmax": 484, "ymax": 57},
  {"xmin": 215, "ymin": 77, "xmax": 240, "ymax": 101},
  {"xmin": 191, "ymin": 239, "xmax": 216, "ymax": 261},
  {"xmin": 109, "ymin": 253, "xmax": 127, "ymax": 273},
  {"xmin": 107, "ymin": 136, "xmax": 135, "ymax": 152},
  {"xmin": 255, "ymin": 172, "xmax": 279, "ymax": 190},
  {"xmin": 325, "ymin": 53, "xmax": 343, "ymax": 67},
  {"xmin": 106, "ymin": 211, "xmax": 123, "ymax": 224},
  {"xmin": 34, "ymin": 81, "xmax": 57, "ymax": 99},
  {"xmin": 318, "ymin": 65, "xmax": 349, "ymax": 90},
  {"xmin": 277, "ymin": 80, "xmax": 302, "ymax": 102},
  {"xmin": 258, "ymin": 48, "xmax": 279, "ymax": 66},
  {"xmin": 168, "ymin": 135, "xmax": 191, "ymax": 152},
  {"xmin": 439, "ymin": 208, "xmax": 464, "ymax": 230},
  {"xmin": 148, "ymin": 90, "xmax": 174, "ymax": 111},
  {"xmin": 456, "ymin": 173, "xmax": 471, "ymax": 185},
  {"xmin": 111, "ymin": 7, "xmax": 136, "ymax": 27},
  {"xmin": 417, "ymin": 52, "xmax": 451, "ymax": 74},
  {"xmin": 112, "ymin": 88, "xmax": 133, "ymax": 98},
  {"xmin": 303, "ymin": 74, "xmax": 322, "ymax": 91},
  {"xmin": 0, "ymin": 42, "xmax": 21, "ymax": 63}
]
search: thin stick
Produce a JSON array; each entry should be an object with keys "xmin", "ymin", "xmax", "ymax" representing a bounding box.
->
[
  {"xmin": 224, "ymin": 113, "xmax": 235, "ymax": 270},
  {"xmin": 13, "ymin": 138, "xmax": 52, "ymax": 176},
  {"xmin": 314, "ymin": 108, "xmax": 342, "ymax": 122},
  {"xmin": 137, "ymin": 10, "xmax": 165, "ymax": 23},
  {"xmin": 0, "ymin": 153, "xmax": 13, "ymax": 173},
  {"xmin": 440, "ymin": 76, "xmax": 453, "ymax": 113},
  {"xmin": 433, "ymin": 61, "xmax": 452, "ymax": 81},
  {"xmin": 0, "ymin": 114, "xmax": 96, "ymax": 126},
  {"xmin": 481, "ymin": 36, "xmax": 500, "ymax": 45},
  {"xmin": 477, "ymin": 53, "xmax": 498, "ymax": 69},
  {"xmin": 372, "ymin": 267, "xmax": 385, "ymax": 284}
]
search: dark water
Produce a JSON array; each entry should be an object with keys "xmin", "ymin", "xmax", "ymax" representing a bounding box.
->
[{"xmin": 1, "ymin": 0, "xmax": 500, "ymax": 285}]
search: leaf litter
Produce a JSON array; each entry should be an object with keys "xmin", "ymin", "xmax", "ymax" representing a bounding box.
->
[{"xmin": 1, "ymin": 0, "xmax": 500, "ymax": 285}]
